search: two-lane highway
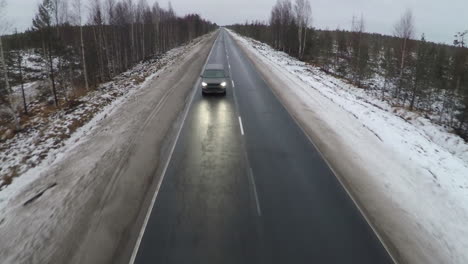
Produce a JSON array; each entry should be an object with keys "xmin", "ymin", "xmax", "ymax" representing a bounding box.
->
[{"xmin": 131, "ymin": 29, "xmax": 394, "ymax": 264}]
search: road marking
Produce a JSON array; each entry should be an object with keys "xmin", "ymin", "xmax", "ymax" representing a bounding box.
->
[
  {"xmin": 248, "ymin": 168, "xmax": 262, "ymax": 216},
  {"xmin": 238, "ymin": 116, "xmax": 245, "ymax": 135},
  {"xmin": 226, "ymin": 31, "xmax": 261, "ymax": 217},
  {"xmin": 129, "ymin": 31, "xmax": 220, "ymax": 264},
  {"xmin": 228, "ymin": 64, "xmax": 231, "ymax": 69},
  {"xmin": 129, "ymin": 78, "xmax": 195, "ymax": 264}
]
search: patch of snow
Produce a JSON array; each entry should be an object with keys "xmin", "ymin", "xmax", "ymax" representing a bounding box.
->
[{"xmin": 11, "ymin": 81, "xmax": 40, "ymax": 104}]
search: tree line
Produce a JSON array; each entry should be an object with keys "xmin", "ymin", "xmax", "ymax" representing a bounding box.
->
[
  {"xmin": 229, "ymin": 0, "xmax": 468, "ymax": 140},
  {"xmin": 0, "ymin": 0, "xmax": 216, "ymax": 128}
]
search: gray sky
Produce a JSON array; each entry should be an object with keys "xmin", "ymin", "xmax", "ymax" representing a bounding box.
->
[{"xmin": 3, "ymin": 0, "xmax": 468, "ymax": 44}]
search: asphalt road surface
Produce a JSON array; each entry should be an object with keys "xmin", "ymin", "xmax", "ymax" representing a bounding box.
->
[{"xmin": 132, "ymin": 29, "xmax": 394, "ymax": 264}]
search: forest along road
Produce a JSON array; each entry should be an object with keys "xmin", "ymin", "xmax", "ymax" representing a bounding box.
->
[{"xmin": 131, "ymin": 29, "xmax": 394, "ymax": 264}]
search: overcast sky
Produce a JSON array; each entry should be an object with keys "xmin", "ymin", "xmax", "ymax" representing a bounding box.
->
[{"xmin": 3, "ymin": 0, "xmax": 467, "ymax": 44}]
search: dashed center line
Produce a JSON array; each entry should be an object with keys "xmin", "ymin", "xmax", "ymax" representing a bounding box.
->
[
  {"xmin": 248, "ymin": 168, "xmax": 262, "ymax": 216},
  {"xmin": 232, "ymin": 80, "xmax": 235, "ymax": 87},
  {"xmin": 238, "ymin": 116, "xmax": 245, "ymax": 135}
]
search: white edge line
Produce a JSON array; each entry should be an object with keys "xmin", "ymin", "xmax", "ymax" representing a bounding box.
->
[
  {"xmin": 289, "ymin": 108, "xmax": 399, "ymax": 264},
  {"xmin": 129, "ymin": 31, "xmax": 220, "ymax": 264},
  {"xmin": 227, "ymin": 30, "xmax": 399, "ymax": 264},
  {"xmin": 128, "ymin": 79, "xmax": 194, "ymax": 264},
  {"xmin": 248, "ymin": 168, "xmax": 262, "ymax": 216},
  {"xmin": 238, "ymin": 116, "xmax": 245, "ymax": 135}
]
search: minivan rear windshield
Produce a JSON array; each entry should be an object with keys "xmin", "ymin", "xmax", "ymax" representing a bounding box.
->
[{"xmin": 203, "ymin": 69, "xmax": 225, "ymax": 78}]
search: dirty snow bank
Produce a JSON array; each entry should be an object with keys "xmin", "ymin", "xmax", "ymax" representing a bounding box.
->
[{"xmin": 230, "ymin": 30, "xmax": 468, "ymax": 264}]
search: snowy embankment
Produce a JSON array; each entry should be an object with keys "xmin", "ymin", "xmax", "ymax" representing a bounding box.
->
[
  {"xmin": 230, "ymin": 30, "xmax": 468, "ymax": 264},
  {"xmin": 0, "ymin": 36, "xmax": 204, "ymax": 210}
]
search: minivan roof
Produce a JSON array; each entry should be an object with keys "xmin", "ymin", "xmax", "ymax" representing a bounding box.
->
[{"xmin": 205, "ymin": 64, "xmax": 224, "ymax": 70}]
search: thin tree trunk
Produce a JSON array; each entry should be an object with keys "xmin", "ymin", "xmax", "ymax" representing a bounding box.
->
[
  {"xmin": 302, "ymin": 27, "xmax": 307, "ymax": 59},
  {"xmin": 92, "ymin": 26, "xmax": 104, "ymax": 82},
  {"xmin": 103, "ymin": 26, "xmax": 111, "ymax": 79},
  {"xmin": 47, "ymin": 31, "xmax": 58, "ymax": 106},
  {"xmin": 80, "ymin": 25, "xmax": 89, "ymax": 90},
  {"xmin": 298, "ymin": 25, "xmax": 302, "ymax": 58},
  {"xmin": 1, "ymin": 36, "xmax": 21, "ymax": 130},
  {"xmin": 356, "ymin": 32, "xmax": 362, "ymax": 87},
  {"xmin": 68, "ymin": 62, "xmax": 74, "ymax": 97},
  {"xmin": 18, "ymin": 52, "xmax": 27, "ymax": 114},
  {"xmin": 382, "ymin": 77, "xmax": 387, "ymax": 101},
  {"xmin": 0, "ymin": 36, "xmax": 10, "ymax": 94},
  {"xmin": 410, "ymin": 77, "xmax": 418, "ymax": 110},
  {"xmin": 397, "ymin": 38, "xmax": 407, "ymax": 99},
  {"xmin": 142, "ymin": 22, "xmax": 145, "ymax": 59},
  {"xmin": 131, "ymin": 22, "xmax": 135, "ymax": 62},
  {"xmin": 111, "ymin": 27, "xmax": 118, "ymax": 76}
]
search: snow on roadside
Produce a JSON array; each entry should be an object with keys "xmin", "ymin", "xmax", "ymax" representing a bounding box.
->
[
  {"xmin": 11, "ymin": 81, "xmax": 40, "ymax": 103},
  {"xmin": 230, "ymin": 30, "xmax": 468, "ymax": 263},
  {"xmin": 0, "ymin": 36, "xmax": 207, "ymax": 211}
]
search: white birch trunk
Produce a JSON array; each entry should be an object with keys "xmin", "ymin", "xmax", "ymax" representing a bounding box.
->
[
  {"xmin": 0, "ymin": 36, "xmax": 9, "ymax": 93},
  {"xmin": 302, "ymin": 27, "xmax": 307, "ymax": 58},
  {"xmin": 0, "ymin": 36, "xmax": 20, "ymax": 130},
  {"xmin": 80, "ymin": 25, "xmax": 89, "ymax": 90},
  {"xmin": 298, "ymin": 25, "xmax": 302, "ymax": 58}
]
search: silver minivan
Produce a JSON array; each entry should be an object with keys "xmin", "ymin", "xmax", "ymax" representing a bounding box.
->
[{"xmin": 201, "ymin": 64, "xmax": 229, "ymax": 96}]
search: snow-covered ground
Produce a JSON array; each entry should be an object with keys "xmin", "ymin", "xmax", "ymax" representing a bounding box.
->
[
  {"xmin": 9, "ymin": 49, "xmax": 62, "ymax": 81},
  {"xmin": 230, "ymin": 30, "xmax": 468, "ymax": 264},
  {"xmin": 11, "ymin": 81, "xmax": 41, "ymax": 104}
]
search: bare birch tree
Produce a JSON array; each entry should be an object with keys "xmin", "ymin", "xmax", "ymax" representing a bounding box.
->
[
  {"xmin": 394, "ymin": 9, "xmax": 414, "ymax": 100},
  {"xmin": 294, "ymin": 0, "xmax": 311, "ymax": 59},
  {"xmin": 105, "ymin": 0, "xmax": 117, "ymax": 76},
  {"xmin": 0, "ymin": 0, "xmax": 21, "ymax": 129},
  {"xmin": 14, "ymin": 30, "xmax": 28, "ymax": 114},
  {"xmin": 73, "ymin": 0, "xmax": 89, "ymax": 90},
  {"xmin": 90, "ymin": 0, "xmax": 106, "ymax": 82},
  {"xmin": 280, "ymin": 0, "xmax": 293, "ymax": 53},
  {"xmin": 33, "ymin": 0, "xmax": 60, "ymax": 106},
  {"xmin": 136, "ymin": 0, "xmax": 148, "ymax": 60},
  {"xmin": 270, "ymin": 3, "xmax": 281, "ymax": 49},
  {"xmin": 351, "ymin": 14, "xmax": 366, "ymax": 86},
  {"xmin": 151, "ymin": 2, "xmax": 161, "ymax": 53},
  {"xmin": 0, "ymin": 0, "xmax": 9, "ymax": 95},
  {"xmin": 125, "ymin": 0, "xmax": 136, "ymax": 62},
  {"xmin": 52, "ymin": 0, "xmax": 70, "ymax": 101}
]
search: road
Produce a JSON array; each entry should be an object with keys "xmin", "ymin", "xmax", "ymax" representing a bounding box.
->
[{"xmin": 131, "ymin": 29, "xmax": 394, "ymax": 264}]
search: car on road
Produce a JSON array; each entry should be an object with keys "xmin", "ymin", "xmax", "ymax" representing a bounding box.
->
[{"xmin": 201, "ymin": 64, "xmax": 229, "ymax": 96}]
